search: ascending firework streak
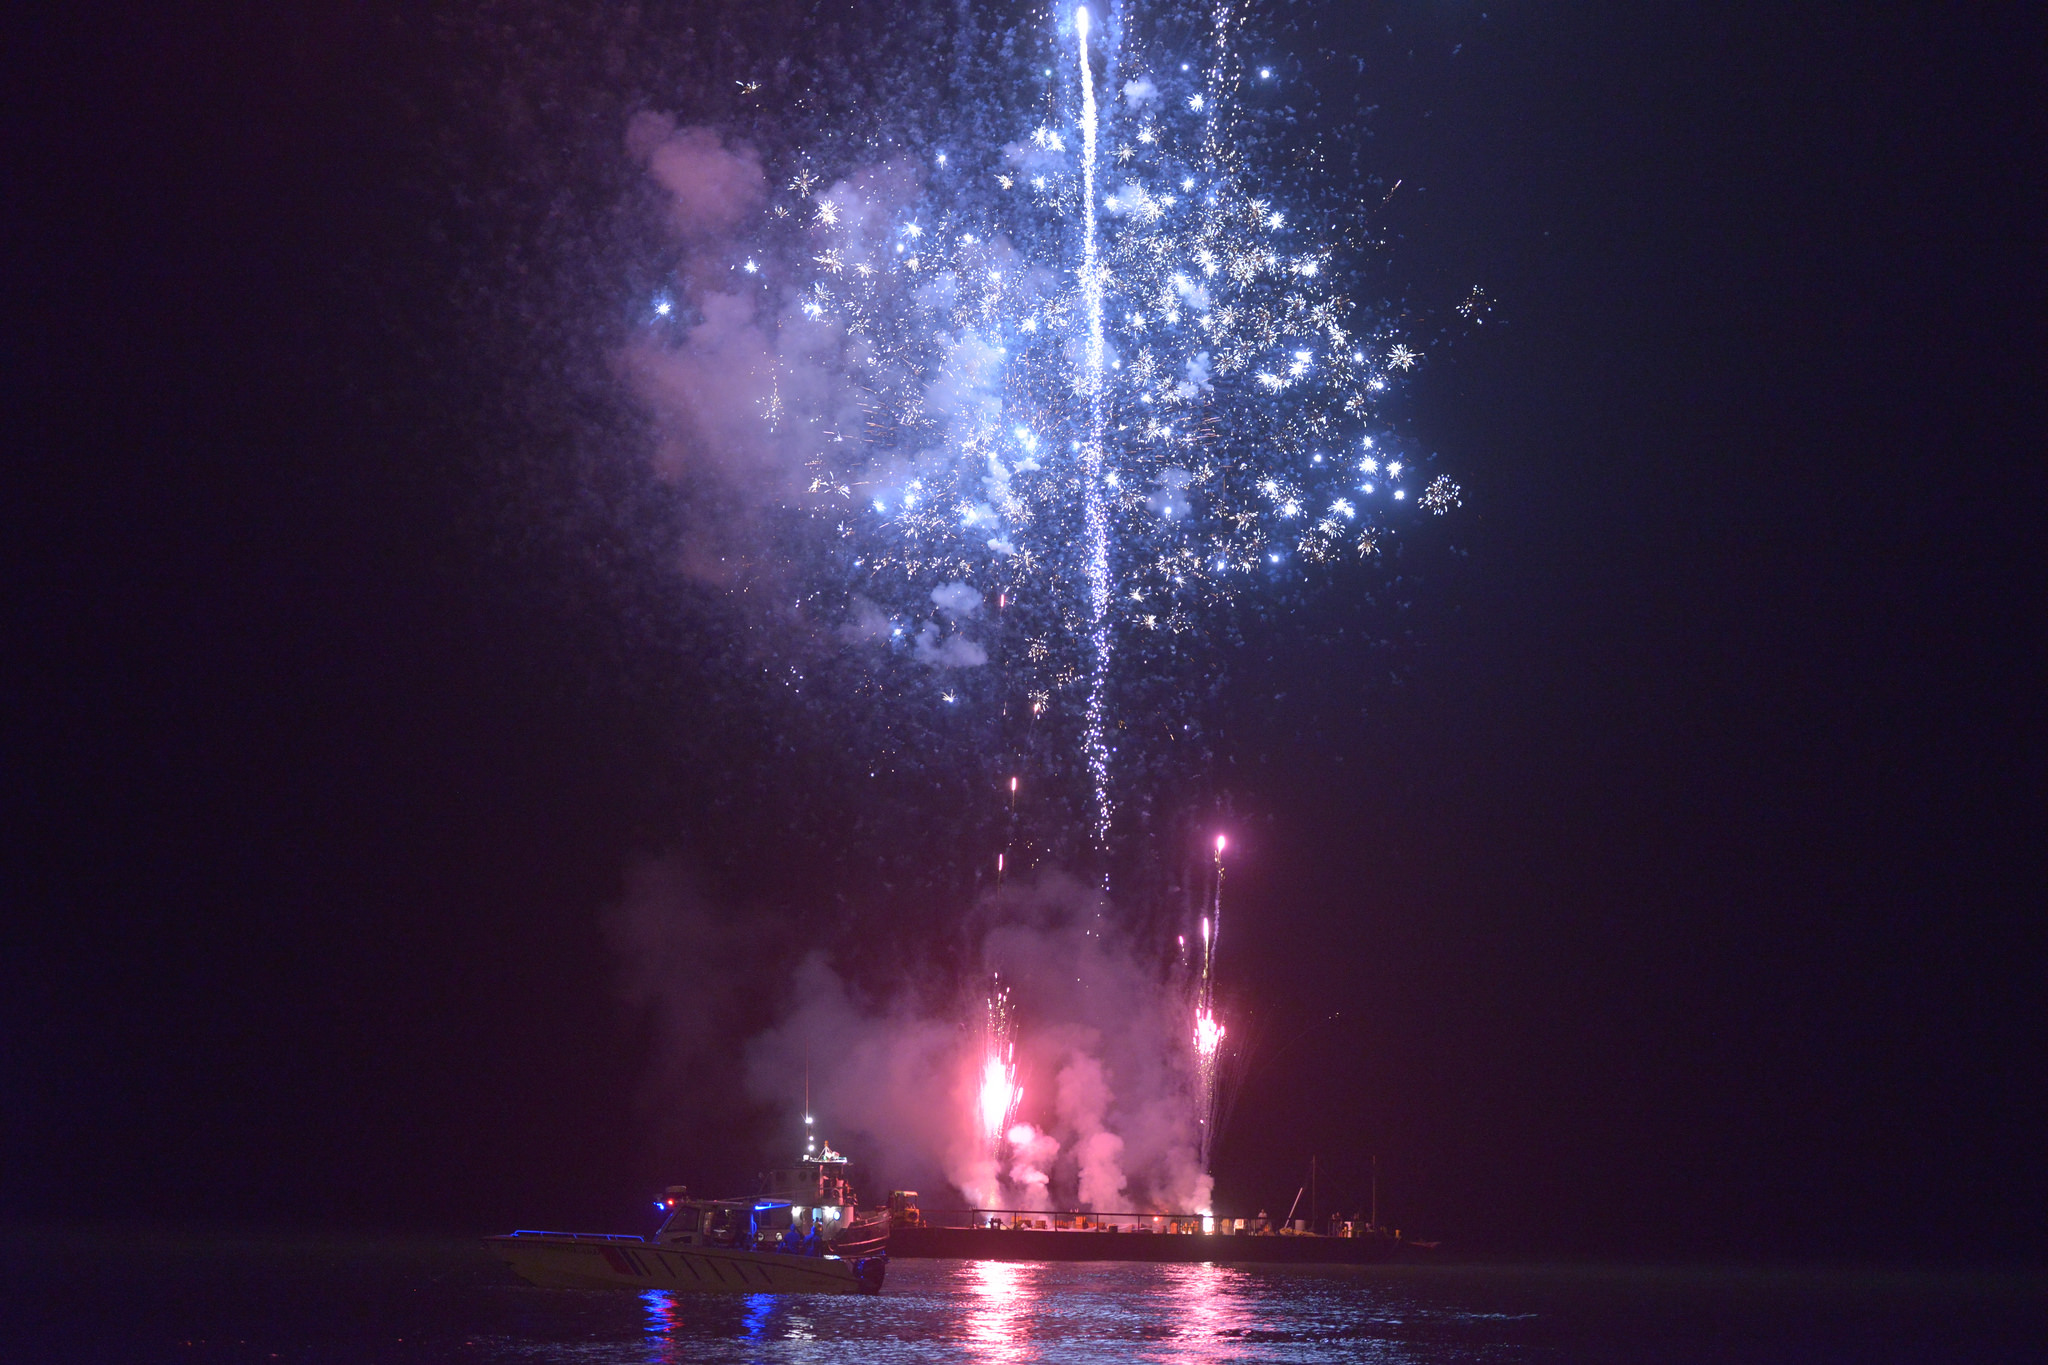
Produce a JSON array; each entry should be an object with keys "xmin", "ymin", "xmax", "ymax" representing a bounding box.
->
[
  {"xmin": 978, "ymin": 979, "xmax": 1022, "ymax": 1155},
  {"xmin": 1193, "ymin": 833, "xmax": 1227, "ymax": 1171},
  {"xmin": 1076, "ymin": 6, "xmax": 1112, "ymax": 852}
]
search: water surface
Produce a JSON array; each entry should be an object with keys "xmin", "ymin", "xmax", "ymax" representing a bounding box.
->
[{"xmin": 2, "ymin": 1229, "xmax": 2039, "ymax": 1362}]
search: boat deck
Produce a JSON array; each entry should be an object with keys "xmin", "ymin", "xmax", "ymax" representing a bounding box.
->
[{"xmin": 889, "ymin": 1224, "xmax": 1428, "ymax": 1264}]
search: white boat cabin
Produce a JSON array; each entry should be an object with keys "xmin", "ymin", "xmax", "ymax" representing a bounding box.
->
[
  {"xmin": 650, "ymin": 1145, "xmax": 872, "ymax": 1254},
  {"xmin": 761, "ymin": 1148, "xmax": 858, "ymax": 1216}
]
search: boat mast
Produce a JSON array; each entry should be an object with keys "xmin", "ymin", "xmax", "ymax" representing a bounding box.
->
[{"xmin": 803, "ymin": 1043, "xmax": 816, "ymax": 1159}]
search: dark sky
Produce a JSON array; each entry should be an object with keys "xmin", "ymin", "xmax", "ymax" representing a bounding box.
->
[{"xmin": 6, "ymin": 1, "xmax": 2040, "ymax": 1263}]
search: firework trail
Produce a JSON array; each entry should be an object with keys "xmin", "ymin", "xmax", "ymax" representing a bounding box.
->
[
  {"xmin": 978, "ymin": 978, "xmax": 1022, "ymax": 1154},
  {"xmin": 1193, "ymin": 832, "xmax": 1226, "ymax": 1171},
  {"xmin": 1076, "ymin": 6, "xmax": 1113, "ymax": 851}
]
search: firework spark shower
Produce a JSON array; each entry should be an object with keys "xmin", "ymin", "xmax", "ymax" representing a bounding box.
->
[
  {"xmin": 610, "ymin": 0, "xmax": 1459, "ymax": 1214},
  {"xmin": 623, "ymin": 0, "xmax": 1454, "ymax": 866}
]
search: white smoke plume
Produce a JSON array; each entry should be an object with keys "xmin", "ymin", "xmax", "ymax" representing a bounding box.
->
[
  {"xmin": 837, "ymin": 595, "xmax": 895, "ymax": 644},
  {"xmin": 1058, "ymin": 1053, "xmax": 1129, "ymax": 1209},
  {"xmin": 627, "ymin": 114, "xmax": 767, "ymax": 239},
  {"xmin": 616, "ymin": 111, "xmax": 1054, "ymax": 637},
  {"xmin": 928, "ymin": 581, "xmax": 982, "ymax": 619},
  {"xmin": 911, "ymin": 622, "xmax": 988, "ymax": 669},
  {"xmin": 908, "ymin": 580, "xmax": 989, "ymax": 667},
  {"xmin": 1004, "ymin": 1123, "xmax": 1061, "ymax": 1208}
]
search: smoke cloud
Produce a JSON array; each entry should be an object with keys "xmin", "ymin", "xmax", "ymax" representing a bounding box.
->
[
  {"xmin": 617, "ymin": 121, "xmax": 927, "ymax": 583},
  {"xmin": 911, "ymin": 623, "xmax": 989, "ymax": 669},
  {"xmin": 730, "ymin": 873, "xmax": 1213, "ymax": 1216},
  {"xmin": 929, "ymin": 581, "xmax": 983, "ymax": 619},
  {"xmin": 617, "ymin": 113, "xmax": 1043, "ymax": 631},
  {"xmin": 627, "ymin": 114, "xmax": 767, "ymax": 239}
]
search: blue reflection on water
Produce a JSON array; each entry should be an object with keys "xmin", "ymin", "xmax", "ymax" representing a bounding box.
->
[{"xmin": 640, "ymin": 1288, "xmax": 678, "ymax": 1364}]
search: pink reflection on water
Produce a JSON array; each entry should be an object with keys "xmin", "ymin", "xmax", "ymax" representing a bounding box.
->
[
  {"xmin": 1157, "ymin": 1261, "xmax": 1259, "ymax": 1361},
  {"xmin": 963, "ymin": 1259, "xmax": 1039, "ymax": 1361}
]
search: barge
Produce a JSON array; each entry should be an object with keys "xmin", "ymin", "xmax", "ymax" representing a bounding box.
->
[{"xmin": 883, "ymin": 1194, "xmax": 1435, "ymax": 1264}]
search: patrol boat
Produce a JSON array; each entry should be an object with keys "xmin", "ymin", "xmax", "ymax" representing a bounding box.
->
[{"xmin": 485, "ymin": 1141, "xmax": 888, "ymax": 1295}]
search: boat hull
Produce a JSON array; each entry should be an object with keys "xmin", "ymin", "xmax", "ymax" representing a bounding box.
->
[
  {"xmin": 485, "ymin": 1234, "xmax": 886, "ymax": 1295},
  {"xmin": 889, "ymin": 1225, "xmax": 1427, "ymax": 1264}
]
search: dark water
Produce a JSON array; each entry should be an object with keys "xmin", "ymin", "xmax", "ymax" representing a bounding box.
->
[{"xmin": 3, "ymin": 1229, "xmax": 2040, "ymax": 1363}]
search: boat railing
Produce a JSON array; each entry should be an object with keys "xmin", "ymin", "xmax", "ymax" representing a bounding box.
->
[
  {"xmin": 910, "ymin": 1208, "xmax": 1384, "ymax": 1237},
  {"xmin": 917, "ymin": 1206, "xmax": 1238, "ymax": 1233},
  {"xmin": 507, "ymin": 1230, "xmax": 648, "ymax": 1242}
]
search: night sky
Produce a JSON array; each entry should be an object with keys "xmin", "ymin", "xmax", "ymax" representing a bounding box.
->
[{"xmin": 7, "ymin": 1, "xmax": 2040, "ymax": 1264}]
